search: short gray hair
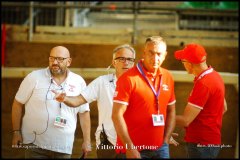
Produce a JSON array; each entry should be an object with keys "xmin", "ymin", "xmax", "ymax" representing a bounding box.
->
[
  {"xmin": 145, "ymin": 36, "xmax": 167, "ymax": 47},
  {"xmin": 112, "ymin": 44, "xmax": 136, "ymax": 59}
]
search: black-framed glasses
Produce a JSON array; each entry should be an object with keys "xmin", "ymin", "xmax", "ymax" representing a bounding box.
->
[
  {"xmin": 114, "ymin": 57, "xmax": 135, "ymax": 63},
  {"xmin": 49, "ymin": 56, "xmax": 69, "ymax": 63}
]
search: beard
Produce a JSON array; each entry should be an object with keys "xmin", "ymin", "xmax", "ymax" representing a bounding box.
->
[{"xmin": 50, "ymin": 65, "xmax": 66, "ymax": 76}]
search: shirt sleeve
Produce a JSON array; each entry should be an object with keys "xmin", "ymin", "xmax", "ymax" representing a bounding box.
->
[
  {"xmin": 15, "ymin": 72, "xmax": 36, "ymax": 104},
  {"xmin": 188, "ymin": 82, "xmax": 209, "ymax": 109},
  {"xmin": 113, "ymin": 75, "xmax": 131, "ymax": 105},
  {"xmin": 76, "ymin": 77, "xmax": 90, "ymax": 113},
  {"xmin": 81, "ymin": 77, "xmax": 100, "ymax": 104},
  {"xmin": 78, "ymin": 103, "xmax": 90, "ymax": 113},
  {"xmin": 168, "ymin": 79, "xmax": 176, "ymax": 106}
]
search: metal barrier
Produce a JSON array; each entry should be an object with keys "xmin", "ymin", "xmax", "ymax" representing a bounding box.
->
[{"xmin": 1, "ymin": 1, "xmax": 239, "ymax": 44}]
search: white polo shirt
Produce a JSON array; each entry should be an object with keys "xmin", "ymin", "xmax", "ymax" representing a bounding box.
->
[
  {"xmin": 15, "ymin": 68, "xmax": 89, "ymax": 154},
  {"xmin": 81, "ymin": 73, "xmax": 117, "ymax": 146}
]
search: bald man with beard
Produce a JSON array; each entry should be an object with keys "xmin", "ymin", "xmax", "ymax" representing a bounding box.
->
[{"xmin": 12, "ymin": 46, "xmax": 91, "ymax": 158}]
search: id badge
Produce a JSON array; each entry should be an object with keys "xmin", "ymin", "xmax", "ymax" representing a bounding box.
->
[
  {"xmin": 54, "ymin": 115, "xmax": 67, "ymax": 128},
  {"xmin": 152, "ymin": 114, "xmax": 165, "ymax": 126}
]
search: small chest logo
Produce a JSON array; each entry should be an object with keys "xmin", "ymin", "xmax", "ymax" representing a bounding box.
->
[
  {"xmin": 162, "ymin": 84, "xmax": 169, "ymax": 91},
  {"xmin": 68, "ymin": 84, "xmax": 75, "ymax": 92}
]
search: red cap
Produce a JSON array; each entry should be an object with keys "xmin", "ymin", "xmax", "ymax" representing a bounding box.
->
[{"xmin": 174, "ymin": 43, "xmax": 207, "ymax": 64}]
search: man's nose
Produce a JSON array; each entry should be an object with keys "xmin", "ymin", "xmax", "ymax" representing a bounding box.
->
[
  {"xmin": 53, "ymin": 59, "xmax": 59, "ymax": 64},
  {"xmin": 124, "ymin": 60, "xmax": 130, "ymax": 64},
  {"xmin": 153, "ymin": 54, "xmax": 160, "ymax": 61}
]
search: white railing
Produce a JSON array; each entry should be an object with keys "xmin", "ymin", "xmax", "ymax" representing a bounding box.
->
[{"xmin": 2, "ymin": 67, "xmax": 238, "ymax": 90}]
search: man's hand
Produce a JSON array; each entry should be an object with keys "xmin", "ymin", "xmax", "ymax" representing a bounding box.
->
[
  {"xmin": 169, "ymin": 132, "xmax": 179, "ymax": 146},
  {"xmin": 126, "ymin": 149, "xmax": 141, "ymax": 158},
  {"xmin": 52, "ymin": 90, "xmax": 66, "ymax": 102},
  {"xmin": 12, "ymin": 132, "xmax": 23, "ymax": 147},
  {"xmin": 81, "ymin": 141, "xmax": 92, "ymax": 158}
]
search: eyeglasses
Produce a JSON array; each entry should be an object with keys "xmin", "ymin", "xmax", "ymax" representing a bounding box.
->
[
  {"xmin": 114, "ymin": 57, "xmax": 135, "ymax": 63},
  {"xmin": 49, "ymin": 56, "xmax": 69, "ymax": 63}
]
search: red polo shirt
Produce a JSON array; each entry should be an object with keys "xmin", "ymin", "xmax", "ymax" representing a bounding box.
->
[
  {"xmin": 113, "ymin": 61, "xmax": 176, "ymax": 153},
  {"xmin": 185, "ymin": 66, "xmax": 225, "ymax": 145}
]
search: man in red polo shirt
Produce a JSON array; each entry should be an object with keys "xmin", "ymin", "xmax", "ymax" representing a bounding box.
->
[
  {"xmin": 112, "ymin": 36, "xmax": 176, "ymax": 158},
  {"xmin": 174, "ymin": 43, "xmax": 227, "ymax": 158}
]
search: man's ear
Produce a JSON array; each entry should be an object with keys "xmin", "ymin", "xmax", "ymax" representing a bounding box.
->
[
  {"xmin": 67, "ymin": 58, "xmax": 72, "ymax": 67},
  {"xmin": 142, "ymin": 49, "xmax": 146, "ymax": 59},
  {"xmin": 165, "ymin": 51, "xmax": 168, "ymax": 56},
  {"xmin": 112, "ymin": 59, "xmax": 116, "ymax": 68},
  {"xmin": 163, "ymin": 51, "xmax": 168, "ymax": 59}
]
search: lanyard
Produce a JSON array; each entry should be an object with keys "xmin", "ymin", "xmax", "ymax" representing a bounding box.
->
[
  {"xmin": 137, "ymin": 62, "xmax": 162, "ymax": 114},
  {"xmin": 51, "ymin": 79, "xmax": 67, "ymax": 114}
]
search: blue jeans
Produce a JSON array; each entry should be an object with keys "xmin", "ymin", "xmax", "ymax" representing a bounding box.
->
[
  {"xmin": 116, "ymin": 142, "xmax": 169, "ymax": 159},
  {"xmin": 186, "ymin": 143, "xmax": 220, "ymax": 159},
  {"xmin": 141, "ymin": 142, "xmax": 170, "ymax": 158}
]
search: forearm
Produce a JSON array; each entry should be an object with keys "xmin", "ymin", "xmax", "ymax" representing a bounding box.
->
[
  {"xmin": 176, "ymin": 104, "xmax": 201, "ymax": 127},
  {"xmin": 176, "ymin": 115, "xmax": 188, "ymax": 127},
  {"xmin": 164, "ymin": 106, "xmax": 176, "ymax": 142},
  {"xmin": 64, "ymin": 95, "xmax": 87, "ymax": 107},
  {"xmin": 12, "ymin": 99, "xmax": 23, "ymax": 131},
  {"xmin": 79, "ymin": 111, "xmax": 91, "ymax": 144},
  {"xmin": 112, "ymin": 114, "xmax": 134, "ymax": 148}
]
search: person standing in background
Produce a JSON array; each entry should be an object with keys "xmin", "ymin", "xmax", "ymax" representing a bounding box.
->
[{"xmin": 174, "ymin": 43, "xmax": 227, "ymax": 158}]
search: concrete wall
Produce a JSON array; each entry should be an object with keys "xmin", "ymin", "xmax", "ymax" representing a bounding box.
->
[{"xmin": 4, "ymin": 42, "xmax": 239, "ymax": 73}]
